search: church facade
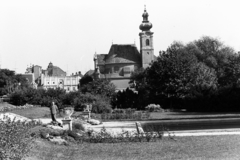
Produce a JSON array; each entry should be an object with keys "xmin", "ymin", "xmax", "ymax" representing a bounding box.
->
[{"xmin": 93, "ymin": 7, "xmax": 155, "ymax": 90}]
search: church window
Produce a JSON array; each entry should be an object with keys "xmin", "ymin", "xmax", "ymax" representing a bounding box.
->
[{"xmin": 146, "ymin": 39, "xmax": 150, "ymax": 46}]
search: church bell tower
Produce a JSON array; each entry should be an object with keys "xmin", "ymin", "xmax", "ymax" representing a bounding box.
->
[{"xmin": 139, "ymin": 6, "xmax": 154, "ymax": 68}]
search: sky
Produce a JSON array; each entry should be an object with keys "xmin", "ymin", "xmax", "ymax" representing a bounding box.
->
[{"xmin": 0, "ymin": 0, "xmax": 240, "ymax": 75}]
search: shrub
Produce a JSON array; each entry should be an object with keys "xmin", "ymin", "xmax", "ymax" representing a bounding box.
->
[
  {"xmin": 112, "ymin": 88, "xmax": 138, "ymax": 109},
  {"xmin": 83, "ymin": 127, "xmax": 164, "ymax": 143},
  {"xmin": 80, "ymin": 79, "xmax": 116, "ymax": 98},
  {"xmin": 9, "ymin": 90, "xmax": 26, "ymax": 106},
  {"xmin": 145, "ymin": 104, "xmax": 164, "ymax": 112},
  {"xmin": 73, "ymin": 93, "xmax": 97, "ymax": 111},
  {"xmin": 100, "ymin": 110, "xmax": 150, "ymax": 120},
  {"xmin": 73, "ymin": 122, "xmax": 86, "ymax": 131},
  {"xmin": 0, "ymin": 117, "xmax": 41, "ymax": 160},
  {"xmin": 91, "ymin": 95, "xmax": 112, "ymax": 113}
]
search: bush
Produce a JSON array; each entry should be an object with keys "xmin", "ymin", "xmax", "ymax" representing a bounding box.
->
[
  {"xmin": 91, "ymin": 95, "xmax": 112, "ymax": 113},
  {"xmin": 83, "ymin": 127, "xmax": 164, "ymax": 143},
  {"xmin": 112, "ymin": 88, "xmax": 138, "ymax": 109},
  {"xmin": 72, "ymin": 122, "xmax": 86, "ymax": 131},
  {"xmin": 73, "ymin": 93, "xmax": 97, "ymax": 111},
  {"xmin": 9, "ymin": 90, "xmax": 26, "ymax": 106},
  {"xmin": 101, "ymin": 110, "xmax": 150, "ymax": 120},
  {"xmin": 145, "ymin": 104, "xmax": 164, "ymax": 112},
  {"xmin": 0, "ymin": 117, "xmax": 41, "ymax": 160}
]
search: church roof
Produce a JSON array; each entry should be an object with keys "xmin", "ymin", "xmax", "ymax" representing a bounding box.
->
[
  {"xmin": 46, "ymin": 62, "xmax": 66, "ymax": 77},
  {"xmin": 84, "ymin": 70, "xmax": 95, "ymax": 77},
  {"xmin": 97, "ymin": 44, "xmax": 141, "ymax": 65}
]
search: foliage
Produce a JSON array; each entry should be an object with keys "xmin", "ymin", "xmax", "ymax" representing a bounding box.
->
[
  {"xmin": 83, "ymin": 127, "xmax": 164, "ymax": 143},
  {"xmin": 0, "ymin": 69, "xmax": 30, "ymax": 96},
  {"xmin": 9, "ymin": 87, "xmax": 66, "ymax": 107},
  {"xmin": 145, "ymin": 104, "xmax": 164, "ymax": 112},
  {"xmin": 73, "ymin": 92, "xmax": 97, "ymax": 111},
  {"xmin": 100, "ymin": 110, "xmax": 150, "ymax": 120},
  {"xmin": 0, "ymin": 117, "xmax": 41, "ymax": 160},
  {"xmin": 91, "ymin": 95, "xmax": 112, "ymax": 113},
  {"xmin": 80, "ymin": 79, "xmax": 116, "ymax": 98},
  {"xmin": 131, "ymin": 36, "xmax": 240, "ymax": 111},
  {"xmin": 72, "ymin": 122, "xmax": 86, "ymax": 131},
  {"xmin": 80, "ymin": 75, "xmax": 93, "ymax": 86},
  {"xmin": 112, "ymin": 88, "xmax": 138, "ymax": 109},
  {"xmin": 0, "ymin": 103, "xmax": 35, "ymax": 112}
]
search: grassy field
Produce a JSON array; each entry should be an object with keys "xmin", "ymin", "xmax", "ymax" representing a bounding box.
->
[
  {"xmin": 3, "ymin": 104, "xmax": 240, "ymax": 121},
  {"xmin": 26, "ymin": 135, "xmax": 240, "ymax": 160},
  {"xmin": 5, "ymin": 106, "xmax": 50, "ymax": 119}
]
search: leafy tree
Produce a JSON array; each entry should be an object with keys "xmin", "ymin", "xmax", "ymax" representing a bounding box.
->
[
  {"xmin": 0, "ymin": 69, "xmax": 29, "ymax": 96},
  {"xmin": 146, "ymin": 42, "xmax": 198, "ymax": 99},
  {"xmin": 190, "ymin": 62, "xmax": 218, "ymax": 97},
  {"xmin": 131, "ymin": 37, "xmax": 236, "ymax": 110},
  {"xmin": 80, "ymin": 75, "xmax": 93, "ymax": 86},
  {"xmin": 80, "ymin": 79, "xmax": 116, "ymax": 98},
  {"xmin": 218, "ymin": 55, "xmax": 240, "ymax": 87},
  {"xmin": 113, "ymin": 88, "xmax": 138, "ymax": 109},
  {"xmin": 193, "ymin": 36, "xmax": 237, "ymax": 86}
]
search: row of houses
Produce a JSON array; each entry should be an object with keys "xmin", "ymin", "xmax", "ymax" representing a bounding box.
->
[{"xmin": 22, "ymin": 62, "xmax": 82, "ymax": 92}]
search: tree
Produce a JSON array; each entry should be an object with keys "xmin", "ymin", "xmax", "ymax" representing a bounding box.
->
[
  {"xmin": 131, "ymin": 37, "xmax": 234, "ymax": 110},
  {"xmin": 0, "ymin": 69, "xmax": 29, "ymax": 96},
  {"xmin": 80, "ymin": 79, "xmax": 116, "ymax": 98},
  {"xmin": 80, "ymin": 75, "xmax": 93, "ymax": 86},
  {"xmin": 193, "ymin": 36, "xmax": 237, "ymax": 87},
  {"xmin": 190, "ymin": 62, "xmax": 218, "ymax": 97},
  {"xmin": 146, "ymin": 42, "xmax": 198, "ymax": 100},
  {"xmin": 218, "ymin": 55, "xmax": 240, "ymax": 87}
]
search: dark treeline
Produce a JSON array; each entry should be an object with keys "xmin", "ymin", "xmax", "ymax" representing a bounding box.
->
[
  {"xmin": 131, "ymin": 36, "xmax": 240, "ymax": 112},
  {"xmin": 0, "ymin": 70, "xmax": 116, "ymax": 113}
]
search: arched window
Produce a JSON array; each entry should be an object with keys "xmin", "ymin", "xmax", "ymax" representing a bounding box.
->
[{"xmin": 146, "ymin": 39, "xmax": 150, "ymax": 46}]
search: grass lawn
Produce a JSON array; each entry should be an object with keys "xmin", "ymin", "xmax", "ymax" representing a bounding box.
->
[
  {"xmin": 26, "ymin": 135, "xmax": 240, "ymax": 160},
  {"xmin": 6, "ymin": 106, "xmax": 50, "ymax": 119},
  {"xmin": 2, "ymin": 102, "xmax": 240, "ymax": 121}
]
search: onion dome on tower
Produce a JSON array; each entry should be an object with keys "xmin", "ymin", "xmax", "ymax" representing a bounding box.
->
[{"xmin": 139, "ymin": 6, "xmax": 153, "ymax": 31}]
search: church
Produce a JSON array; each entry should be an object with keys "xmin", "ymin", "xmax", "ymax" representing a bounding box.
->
[{"xmin": 91, "ymin": 7, "xmax": 155, "ymax": 91}]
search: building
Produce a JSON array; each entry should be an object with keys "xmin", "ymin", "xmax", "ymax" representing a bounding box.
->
[
  {"xmin": 42, "ymin": 75, "xmax": 80, "ymax": 92},
  {"xmin": 43, "ymin": 62, "xmax": 66, "ymax": 77},
  {"xmin": 92, "ymin": 7, "xmax": 155, "ymax": 90},
  {"xmin": 24, "ymin": 62, "xmax": 82, "ymax": 92}
]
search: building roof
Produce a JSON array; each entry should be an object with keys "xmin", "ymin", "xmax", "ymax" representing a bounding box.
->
[
  {"xmin": 46, "ymin": 62, "xmax": 66, "ymax": 77},
  {"xmin": 84, "ymin": 70, "xmax": 95, "ymax": 77},
  {"xmin": 97, "ymin": 44, "xmax": 141, "ymax": 65}
]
